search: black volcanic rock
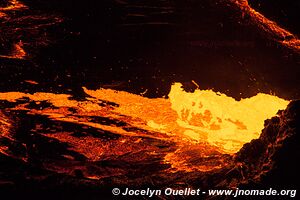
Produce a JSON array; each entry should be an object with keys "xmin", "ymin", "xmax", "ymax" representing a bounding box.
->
[{"xmin": 235, "ymin": 100, "xmax": 300, "ymax": 189}]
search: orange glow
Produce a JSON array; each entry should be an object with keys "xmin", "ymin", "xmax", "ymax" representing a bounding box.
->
[
  {"xmin": 0, "ymin": 0, "xmax": 27, "ymax": 17},
  {"xmin": 0, "ymin": 1, "xmax": 27, "ymax": 59},
  {"xmin": 0, "ymin": 1, "xmax": 63, "ymax": 59},
  {"xmin": 0, "ymin": 82, "xmax": 289, "ymax": 172},
  {"xmin": 0, "ymin": 42, "xmax": 26, "ymax": 59},
  {"xmin": 12, "ymin": 41, "xmax": 26, "ymax": 59},
  {"xmin": 0, "ymin": 111, "xmax": 14, "ymax": 156},
  {"xmin": 0, "ymin": 0, "xmax": 27, "ymax": 11},
  {"xmin": 229, "ymin": 0, "xmax": 300, "ymax": 53},
  {"xmin": 24, "ymin": 80, "xmax": 39, "ymax": 85}
]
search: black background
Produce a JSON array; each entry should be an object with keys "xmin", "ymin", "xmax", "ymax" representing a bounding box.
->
[{"xmin": 1, "ymin": 0, "xmax": 299, "ymax": 99}]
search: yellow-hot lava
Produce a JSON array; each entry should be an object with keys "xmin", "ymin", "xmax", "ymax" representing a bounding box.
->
[{"xmin": 167, "ymin": 83, "xmax": 289, "ymax": 152}]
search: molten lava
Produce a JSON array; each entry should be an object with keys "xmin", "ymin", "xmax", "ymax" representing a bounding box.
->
[
  {"xmin": 167, "ymin": 83, "xmax": 289, "ymax": 153},
  {"xmin": 0, "ymin": 82, "xmax": 289, "ymax": 172}
]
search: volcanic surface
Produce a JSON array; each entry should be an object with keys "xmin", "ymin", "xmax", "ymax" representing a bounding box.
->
[
  {"xmin": 1, "ymin": 0, "xmax": 300, "ymax": 199},
  {"xmin": 0, "ymin": 84, "xmax": 298, "ymax": 199}
]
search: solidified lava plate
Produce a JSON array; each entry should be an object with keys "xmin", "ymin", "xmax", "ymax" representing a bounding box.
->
[{"xmin": 0, "ymin": 0, "xmax": 300, "ymax": 199}]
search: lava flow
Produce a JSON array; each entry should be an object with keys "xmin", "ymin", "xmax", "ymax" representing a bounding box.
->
[{"xmin": 0, "ymin": 82, "xmax": 289, "ymax": 173}]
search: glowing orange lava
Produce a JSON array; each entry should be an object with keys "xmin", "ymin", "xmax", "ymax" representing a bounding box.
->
[
  {"xmin": 0, "ymin": 0, "xmax": 27, "ymax": 18},
  {"xmin": 0, "ymin": 82, "xmax": 289, "ymax": 162},
  {"xmin": 0, "ymin": 41, "xmax": 26, "ymax": 59},
  {"xmin": 0, "ymin": 0, "xmax": 27, "ymax": 11}
]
